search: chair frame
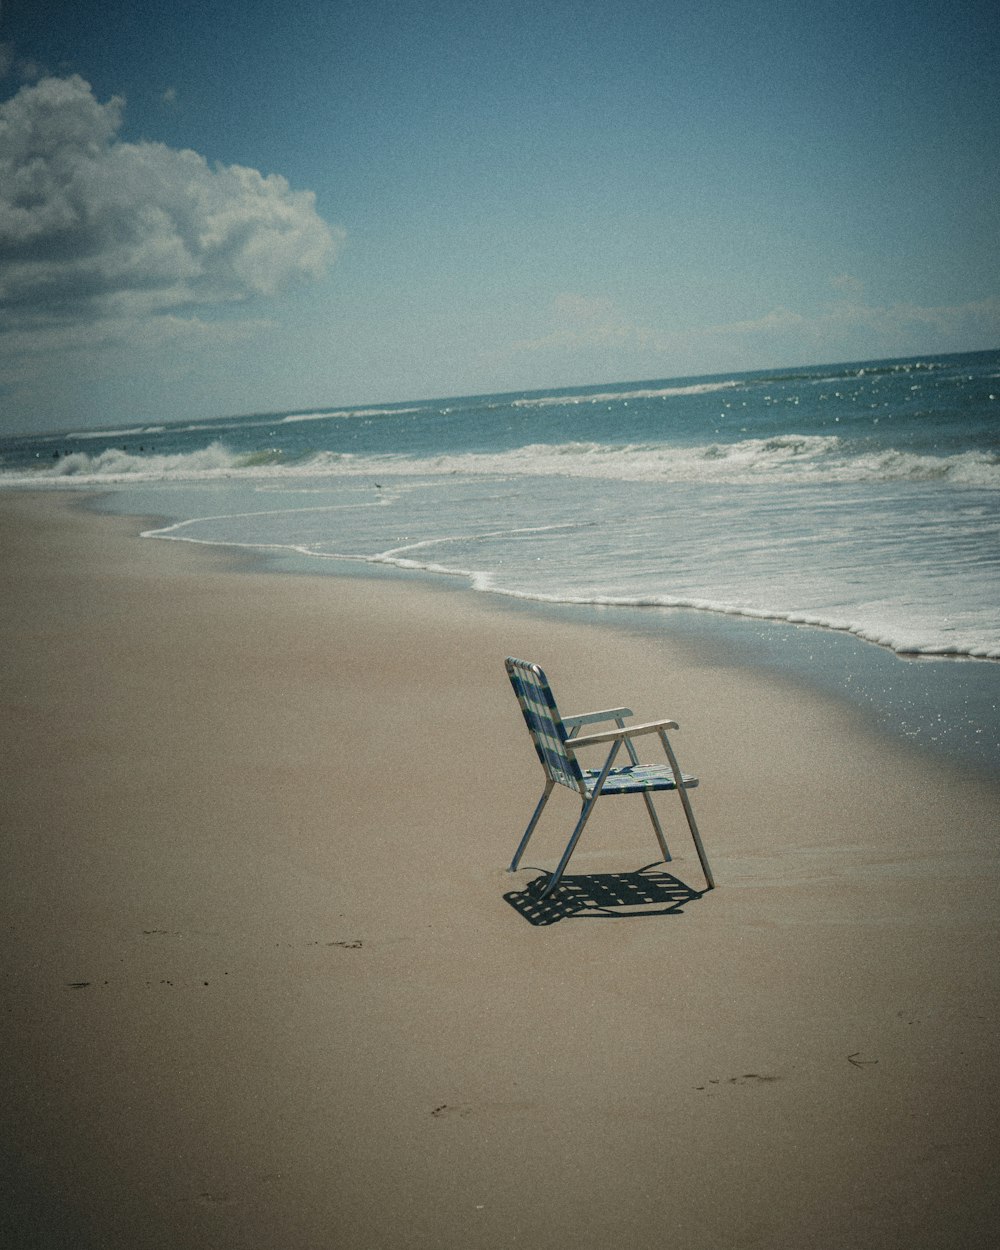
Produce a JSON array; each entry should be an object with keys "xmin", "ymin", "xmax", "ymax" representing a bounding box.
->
[{"xmin": 506, "ymin": 658, "xmax": 714, "ymax": 898}]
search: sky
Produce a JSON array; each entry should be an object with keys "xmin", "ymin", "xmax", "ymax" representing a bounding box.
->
[{"xmin": 1, "ymin": 0, "xmax": 998, "ymax": 433}]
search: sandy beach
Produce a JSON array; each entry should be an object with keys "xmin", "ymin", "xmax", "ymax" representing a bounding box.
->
[{"xmin": 2, "ymin": 490, "xmax": 999, "ymax": 1249}]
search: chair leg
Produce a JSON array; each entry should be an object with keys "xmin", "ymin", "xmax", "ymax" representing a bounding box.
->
[
  {"xmin": 641, "ymin": 792, "xmax": 672, "ymax": 863},
  {"xmin": 537, "ymin": 793, "xmax": 600, "ymax": 899},
  {"xmin": 535, "ymin": 739, "xmax": 623, "ymax": 898},
  {"xmin": 618, "ymin": 723, "xmax": 672, "ymax": 863},
  {"xmin": 677, "ymin": 783, "xmax": 715, "ymax": 890},
  {"xmin": 658, "ymin": 728, "xmax": 714, "ymax": 890},
  {"xmin": 508, "ymin": 780, "xmax": 555, "ymax": 872}
]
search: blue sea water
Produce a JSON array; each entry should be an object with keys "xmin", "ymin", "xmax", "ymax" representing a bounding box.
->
[{"xmin": 3, "ymin": 350, "xmax": 999, "ymax": 774}]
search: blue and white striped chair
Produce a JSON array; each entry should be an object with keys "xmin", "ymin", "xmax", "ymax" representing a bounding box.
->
[{"xmin": 505, "ymin": 658, "xmax": 714, "ymax": 898}]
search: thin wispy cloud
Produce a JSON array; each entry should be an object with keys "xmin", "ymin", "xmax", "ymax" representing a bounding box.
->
[
  {"xmin": 830, "ymin": 273, "xmax": 867, "ymax": 299},
  {"xmin": 508, "ymin": 291, "xmax": 1000, "ymax": 377}
]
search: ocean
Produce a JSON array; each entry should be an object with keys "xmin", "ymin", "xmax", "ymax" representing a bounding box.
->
[{"xmin": 3, "ymin": 350, "xmax": 998, "ymax": 775}]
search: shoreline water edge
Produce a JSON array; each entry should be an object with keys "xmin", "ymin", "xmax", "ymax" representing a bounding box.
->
[{"xmin": 239, "ymin": 529, "xmax": 1000, "ymax": 782}]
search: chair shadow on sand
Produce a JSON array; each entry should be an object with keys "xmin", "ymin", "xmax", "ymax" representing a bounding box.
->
[{"xmin": 503, "ymin": 862, "xmax": 708, "ymax": 926}]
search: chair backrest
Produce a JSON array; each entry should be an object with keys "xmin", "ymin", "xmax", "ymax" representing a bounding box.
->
[{"xmin": 505, "ymin": 658, "xmax": 584, "ymax": 792}]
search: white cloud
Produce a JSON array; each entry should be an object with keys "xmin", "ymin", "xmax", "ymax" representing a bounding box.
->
[{"xmin": 0, "ymin": 75, "xmax": 342, "ymax": 330}]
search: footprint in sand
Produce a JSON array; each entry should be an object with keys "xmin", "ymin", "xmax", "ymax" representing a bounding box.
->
[
  {"xmin": 196, "ymin": 1191, "xmax": 231, "ymax": 1210},
  {"xmin": 431, "ymin": 1104, "xmax": 473, "ymax": 1119},
  {"xmin": 695, "ymin": 1073, "xmax": 780, "ymax": 1091}
]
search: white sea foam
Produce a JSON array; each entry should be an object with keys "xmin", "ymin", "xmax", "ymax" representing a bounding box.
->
[
  {"xmin": 43, "ymin": 440, "xmax": 239, "ymax": 481},
  {"xmin": 133, "ymin": 486, "xmax": 999, "ymax": 663},
  {"xmin": 278, "ymin": 405, "xmax": 425, "ymax": 424},
  {"xmin": 322, "ymin": 437, "xmax": 1000, "ymax": 487},
  {"xmin": 153, "ymin": 518, "xmax": 995, "ymax": 659},
  {"xmin": 370, "ymin": 562, "xmax": 1000, "ymax": 659},
  {"xmin": 0, "ymin": 441, "xmax": 245, "ymax": 485},
  {"xmin": 6, "ymin": 434, "xmax": 997, "ymax": 489},
  {"xmin": 511, "ymin": 381, "xmax": 739, "ymax": 407}
]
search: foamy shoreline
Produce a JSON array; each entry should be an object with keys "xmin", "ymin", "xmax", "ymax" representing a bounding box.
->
[
  {"xmin": 3, "ymin": 491, "xmax": 999, "ymax": 1248},
  {"xmin": 119, "ymin": 489, "xmax": 1000, "ymax": 781}
]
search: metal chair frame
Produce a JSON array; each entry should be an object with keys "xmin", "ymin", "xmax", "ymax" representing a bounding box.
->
[{"xmin": 505, "ymin": 657, "xmax": 714, "ymax": 898}]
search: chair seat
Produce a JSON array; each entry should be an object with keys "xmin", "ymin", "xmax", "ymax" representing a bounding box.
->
[{"xmin": 581, "ymin": 764, "xmax": 699, "ymax": 795}]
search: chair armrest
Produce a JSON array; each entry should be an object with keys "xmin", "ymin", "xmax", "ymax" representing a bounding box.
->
[
  {"xmin": 562, "ymin": 706, "xmax": 634, "ymax": 728},
  {"xmin": 566, "ymin": 718, "xmax": 679, "ymax": 749}
]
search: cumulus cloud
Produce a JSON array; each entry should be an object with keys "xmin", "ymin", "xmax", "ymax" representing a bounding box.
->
[{"xmin": 0, "ymin": 75, "xmax": 342, "ymax": 329}]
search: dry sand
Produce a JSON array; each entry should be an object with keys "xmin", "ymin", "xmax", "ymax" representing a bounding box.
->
[{"xmin": 2, "ymin": 491, "xmax": 999, "ymax": 1249}]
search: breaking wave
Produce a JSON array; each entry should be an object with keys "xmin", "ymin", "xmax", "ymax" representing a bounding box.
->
[
  {"xmin": 278, "ymin": 405, "xmax": 426, "ymax": 424},
  {"xmin": 510, "ymin": 380, "xmax": 740, "ymax": 406},
  {"xmin": 5, "ymin": 434, "xmax": 997, "ymax": 488}
]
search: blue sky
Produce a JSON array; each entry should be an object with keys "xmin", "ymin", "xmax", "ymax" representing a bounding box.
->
[{"xmin": 1, "ymin": 0, "xmax": 998, "ymax": 432}]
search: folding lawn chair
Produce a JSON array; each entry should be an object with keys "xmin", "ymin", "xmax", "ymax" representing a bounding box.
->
[{"xmin": 505, "ymin": 657, "xmax": 714, "ymax": 899}]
